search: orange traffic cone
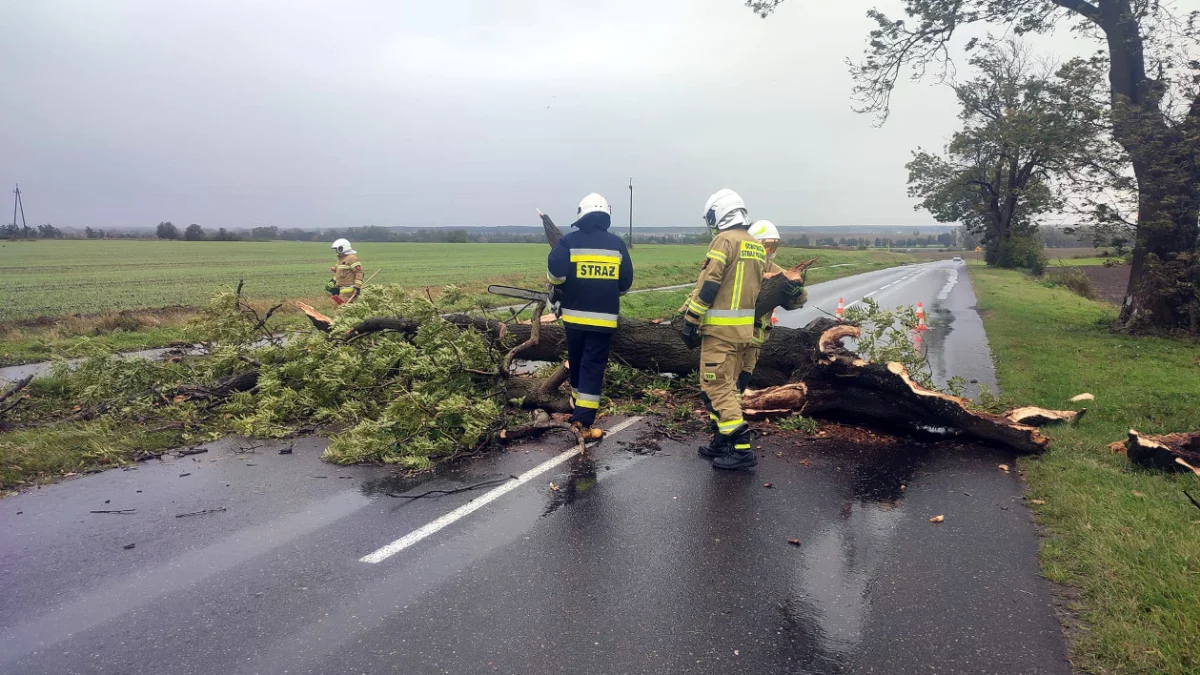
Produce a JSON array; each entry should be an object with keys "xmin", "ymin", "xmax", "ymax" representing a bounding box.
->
[
  {"xmin": 836, "ymin": 298, "xmax": 844, "ymax": 318},
  {"xmin": 916, "ymin": 301, "xmax": 928, "ymax": 332},
  {"xmin": 916, "ymin": 301, "xmax": 925, "ymax": 320}
]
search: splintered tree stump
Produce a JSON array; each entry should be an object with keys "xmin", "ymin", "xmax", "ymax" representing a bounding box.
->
[
  {"xmin": 1122, "ymin": 430, "xmax": 1200, "ymax": 473},
  {"xmin": 756, "ymin": 259, "xmax": 817, "ymax": 324}
]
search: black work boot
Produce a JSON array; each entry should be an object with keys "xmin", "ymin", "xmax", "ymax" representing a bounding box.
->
[
  {"xmin": 712, "ymin": 424, "xmax": 757, "ymax": 470},
  {"xmin": 698, "ymin": 431, "xmax": 730, "ymax": 459}
]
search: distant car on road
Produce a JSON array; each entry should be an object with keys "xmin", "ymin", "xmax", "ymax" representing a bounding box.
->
[{"xmin": 952, "ymin": 256, "xmax": 963, "ymax": 262}]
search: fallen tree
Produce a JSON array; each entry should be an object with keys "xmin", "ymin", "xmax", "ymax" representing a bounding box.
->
[
  {"xmin": 5, "ymin": 211, "xmax": 1086, "ymax": 482},
  {"xmin": 288, "ymin": 213, "xmax": 1079, "ymax": 456}
]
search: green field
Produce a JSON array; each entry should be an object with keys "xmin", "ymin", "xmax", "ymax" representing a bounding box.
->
[
  {"xmin": 0, "ymin": 239, "xmax": 911, "ymax": 322},
  {"xmin": 970, "ymin": 264, "xmax": 1200, "ymax": 674}
]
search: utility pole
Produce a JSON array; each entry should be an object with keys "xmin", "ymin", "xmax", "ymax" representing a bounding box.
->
[
  {"xmin": 627, "ymin": 177, "xmax": 633, "ymax": 248},
  {"xmin": 12, "ymin": 184, "xmax": 26, "ymax": 233}
]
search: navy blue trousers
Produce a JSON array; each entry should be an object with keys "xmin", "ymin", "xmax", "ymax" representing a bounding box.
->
[{"xmin": 566, "ymin": 328, "xmax": 613, "ymax": 426}]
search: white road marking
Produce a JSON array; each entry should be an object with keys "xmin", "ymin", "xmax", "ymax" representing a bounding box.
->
[
  {"xmin": 359, "ymin": 416, "xmax": 645, "ymax": 564},
  {"xmin": 839, "ymin": 265, "xmax": 933, "ymax": 311}
]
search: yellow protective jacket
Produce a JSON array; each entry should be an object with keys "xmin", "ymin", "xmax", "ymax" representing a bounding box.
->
[
  {"xmin": 683, "ymin": 228, "xmax": 766, "ymax": 343},
  {"xmin": 333, "ymin": 254, "xmax": 363, "ymax": 288}
]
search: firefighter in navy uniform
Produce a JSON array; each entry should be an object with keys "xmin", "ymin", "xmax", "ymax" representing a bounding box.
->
[
  {"xmin": 679, "ymin": 189, "xmax": 766, "ymax": 470},
  {"xmin": 546, "ymin": 193, "xmax": 634, "ymax": 441}
]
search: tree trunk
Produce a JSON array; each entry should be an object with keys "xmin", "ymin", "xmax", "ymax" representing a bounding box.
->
[{"xmin": 1099, "ymin": 0, "xmax": 1200, "ymax": 331}]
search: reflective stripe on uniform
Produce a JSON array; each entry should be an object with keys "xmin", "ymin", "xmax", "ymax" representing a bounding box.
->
[
  {"xmin": 548, "ymin": 272, "xmax": 566, "ymax": 285},
  {"xmin": 570, "ymin": 248, "xmax": 622, "ymax": 264},
  {"xmin": 703, "ymin": 308, "xmax": 755, "ymax": 326},
  {"xmin": 717, "ymin": 417, "xmax": 744, "ymax": 434},
  {"xmin": 734, "ymin": 443, "xmax": 752, "ymax": 450},
  {"xmin": 731, "ymin": 261, "xmax": 745, "ymax": 308},
  {"xmin": 573, "ymin": 391, "xmax": 601, "ymax": 409},
  {"xmin": 706, "ymin": 249, "xmax": 727, "ymax": 264},
  {"xmin": 560, "ymin": 309, "xmax": 619, "ymax": 328},
  {"xmin": 686, "ymin": 298, "xmax": 709, "ymax": 316}
]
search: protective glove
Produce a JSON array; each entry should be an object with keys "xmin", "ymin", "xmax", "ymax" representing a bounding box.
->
[
  {"xmin": 679, "ymin": 320, "xmax": 702, "ymax": 349},
  {"xmin": 324, "ymin": 278, "xmax": 340, "ymax": 295},
  {"xmin": 549, "ymin": 287, "xmax": 563, "ymax": 317}
]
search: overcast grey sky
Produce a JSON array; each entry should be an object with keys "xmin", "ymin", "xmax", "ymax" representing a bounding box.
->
[{"xmin": 0, "ymin": 0, "xmax": 1094, "ymax": 230}]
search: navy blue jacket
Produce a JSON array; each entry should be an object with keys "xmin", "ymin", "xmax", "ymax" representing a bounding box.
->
[{"xmin": 547, "ymin": 212, "xmax": 634, "ymax": 333}]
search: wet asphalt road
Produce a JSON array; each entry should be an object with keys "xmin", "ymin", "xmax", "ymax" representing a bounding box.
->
[
  {"xmin": 0, "ymin": 422, "xmax": 1068, "ymax": 674},
  {"xmin": 0, "ymin": 263, "xmax": 1069, "ymax": 673},
  {"xmin": 776, "ymin": 259, "xmax": 998, "ymax": 398}
]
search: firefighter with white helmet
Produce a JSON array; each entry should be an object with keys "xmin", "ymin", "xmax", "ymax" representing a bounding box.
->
[
  {"xmin": 328, "ymin": 238, "xmax": 363, "ymax": 305},
  {"xmin": 679, "ymin": 189, "xmax": 767, "ymax": 470},
  {"xmin": 743, "ymin": 220, "xmax": 808, "ymax": 386},
  {"xmin": 546, "ymin": 193, "xmax": 634, "ymax": 440}
]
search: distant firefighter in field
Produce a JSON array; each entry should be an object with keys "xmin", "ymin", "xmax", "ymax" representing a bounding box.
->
[{"xmin": 327, "ymin": 238, "xmax": 363, "ymax": 305}]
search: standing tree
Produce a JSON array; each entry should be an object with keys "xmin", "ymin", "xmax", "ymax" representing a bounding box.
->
[
  {"xmin": 156, "ymin": 221, "xmax": 179, "ymax": 239},
  {"xmin": 906, "ymin": 41, "xmax": 1105, "ymax": 270},
  {"xmin": 748, "ymin": 0, "xmax": 1200, "ymax": 331},
  {"xmin": 183, "ymin": 224, "xmax": 206, "ymax": 241},
  {"xmin": 36, "ymin": 224, "xmax": 63, "ymax": 239}
]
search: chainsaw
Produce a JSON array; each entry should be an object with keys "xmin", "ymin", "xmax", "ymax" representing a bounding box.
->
[{"xmin": 487, "ymin": 285, "xmax": 560, "ymax": 315}]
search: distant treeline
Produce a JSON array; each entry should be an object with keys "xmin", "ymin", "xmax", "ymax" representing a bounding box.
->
[{"xmin": 1, "ymin": 221, "xmax": 1093, "ymax": 249}]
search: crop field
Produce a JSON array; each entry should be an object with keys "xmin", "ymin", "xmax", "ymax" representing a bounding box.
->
[{"xmin": 0, "ymin": 240, "xmax": 913, "ymax": 322}]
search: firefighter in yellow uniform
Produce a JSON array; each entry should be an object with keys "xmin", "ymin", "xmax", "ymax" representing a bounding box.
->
[
  {"xmin": 330, "ymin": 238, "xmax": 363, "ymax": 305},
  {"xmin": 679, "ymin": 189, "xmax": 766, "ymax": 471},
  {"xmin": 742, "ymin": 220, "xmax": 807, "ymax": 385}
]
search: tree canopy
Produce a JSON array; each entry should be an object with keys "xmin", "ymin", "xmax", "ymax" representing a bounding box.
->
[{"xmin": 748, "ymin": 0, "xmax": 1200, "ymax": 331}]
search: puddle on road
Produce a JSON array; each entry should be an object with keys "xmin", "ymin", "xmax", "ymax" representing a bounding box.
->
[{"xmin": 542, "ymin": 455, "xmax": 600, "ymax": 516}]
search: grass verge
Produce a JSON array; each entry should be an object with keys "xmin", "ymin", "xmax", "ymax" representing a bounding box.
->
[{"xmin": 969, "ymin": 264, "xmax": 1200, "ymax": 675}]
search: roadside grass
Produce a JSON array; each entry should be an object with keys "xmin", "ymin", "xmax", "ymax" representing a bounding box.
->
[
  {"xmin": 0, "ymin": 421, "xmax": 188, "ymax": 490},
  {"xmin": 969, "ymin": 264, "xmax": 1200, "ymax": 675}
]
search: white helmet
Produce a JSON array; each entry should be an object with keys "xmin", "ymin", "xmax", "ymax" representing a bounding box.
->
[
  {"xmin": 702, "ymin": 189, "xmax": 748, "ymax": 235},
  {"xmin": 749, "ymin": 220, "xmax": 780, "ymax": 243},
  {"xmin": 331, "ymin": 238, "xmax": 354, "ymax": 255},
  {"xmin": 577, "ymin": 193, "xmax": 611, "ymax": 219}
]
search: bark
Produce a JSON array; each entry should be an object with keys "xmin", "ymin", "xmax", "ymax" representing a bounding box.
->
[{"xmin": 1122, "ymin": 429, "xmax": 1200, "ymax": 473}]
